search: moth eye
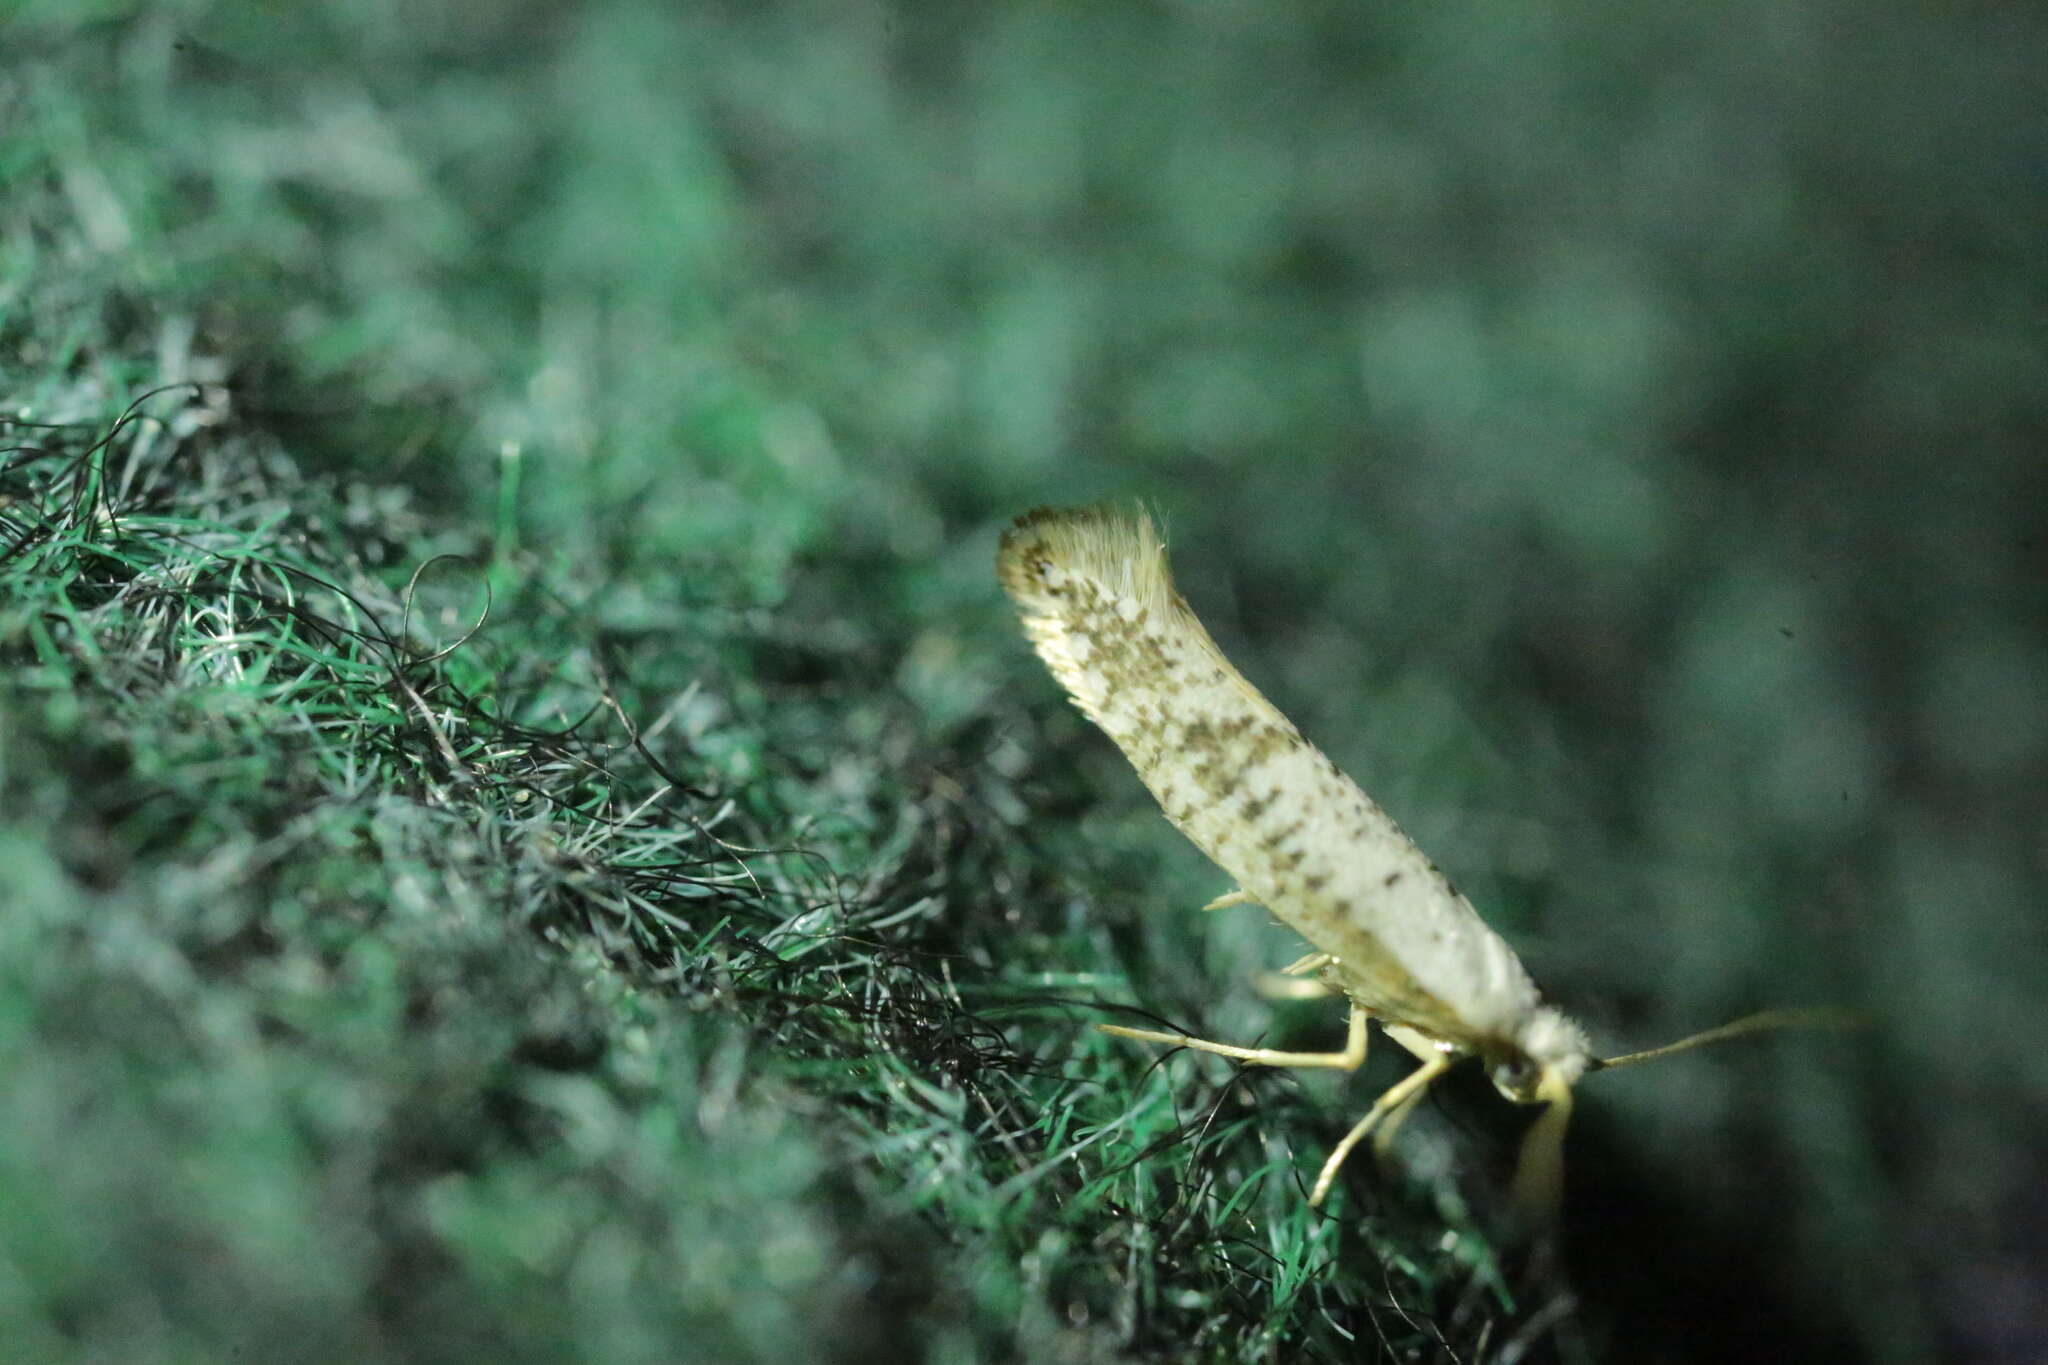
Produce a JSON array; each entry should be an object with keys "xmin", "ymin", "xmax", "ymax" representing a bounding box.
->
[{"xmin": 1491, "ymin": 1055, "xmax": 1540, "ymax": 1100}]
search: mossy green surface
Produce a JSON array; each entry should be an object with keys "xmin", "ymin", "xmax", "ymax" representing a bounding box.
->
[{"xmin": 5, "ymin": 3, "xmax": 2044, "ymax": 1361}]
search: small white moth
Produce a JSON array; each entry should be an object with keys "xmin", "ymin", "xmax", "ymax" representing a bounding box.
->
[{"xmin": 998, "ymin": 503, "xmax": 1826, "ymax": 1217}]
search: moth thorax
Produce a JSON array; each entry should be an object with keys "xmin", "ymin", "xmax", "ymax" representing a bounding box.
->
[{"xmin": 1489, "ymin": 1006, "xmax": 1592, "ymax": 1103}]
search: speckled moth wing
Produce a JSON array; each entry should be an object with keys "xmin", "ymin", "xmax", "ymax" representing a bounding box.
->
[{"xmin": 997, "ymin": 505, "xmax": 1544, "ymax": 1044}]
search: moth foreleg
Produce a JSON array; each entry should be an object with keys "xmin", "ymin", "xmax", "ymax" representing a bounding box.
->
[
  {"xmin": 1370, "ymin": 1085, "xmax": 1432, "ymax": 1161},
  {"xmin": 1200, "ymin": 888, "xmax": 1257, "ymax": 912},
  {"xmin": 1098, "ymin": 1001, "xmax": 1368, "ymax": 1071},
  {"xmin": 1369, "ymin": 1024, "xmax": 1448, "ymax": 1155},
  {"xmin": 1309, "ymin": 1052, "xmax": 1454, "ymax": 1206}
]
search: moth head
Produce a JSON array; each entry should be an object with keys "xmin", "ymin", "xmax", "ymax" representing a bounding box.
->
[{"xmin": 1490, "ymin": 1006, "xmax": 1591, "ymax": 1103}]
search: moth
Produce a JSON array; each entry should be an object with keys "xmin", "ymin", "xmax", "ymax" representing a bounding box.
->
[{"xmin": 997, "ymin": 503, "xmax": 1827, "ymax": 1217}]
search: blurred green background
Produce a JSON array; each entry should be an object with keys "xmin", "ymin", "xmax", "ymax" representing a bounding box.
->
[{"xmin": 3, "ymin": 1, "xmax": 2044, "ymax": 1361}]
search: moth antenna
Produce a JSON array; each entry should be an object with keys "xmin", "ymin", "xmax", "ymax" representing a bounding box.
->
[{"xmin": 1588, "ymin": 1007, "xmax": 1862, "ymax": 1072}]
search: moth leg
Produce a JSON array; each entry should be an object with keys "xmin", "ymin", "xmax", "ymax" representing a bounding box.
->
[
  {"xmin": 1508, "ymin": 1064, "xmax": 1576, "ymax": 1224},
  {"xmin": 1200, "ymin": 888, "xmax": 1257, "ymax": 912},
  {"xmin": 1256, "ymin": 975, "xmax": 1338, "ymax": 1001},
  {"xmin": 1370, "ymin": 1087, "xmax": 1431, "ymax": 1160},
  {"xmin": 1255, "ymin": 952, "xmax": 1338, "ymax": 1000},
  {"xmin": 1309, "ymin": 1052, "xmax": 1454, "ymax": 1207},
  {"xmin": 1371, "ymin": 1024, "xmax": 1452, "ymax": 1157},
  {"xmin": 1099, "ymin": 1001, "xmax": 1368, "ymax": 1071}
]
